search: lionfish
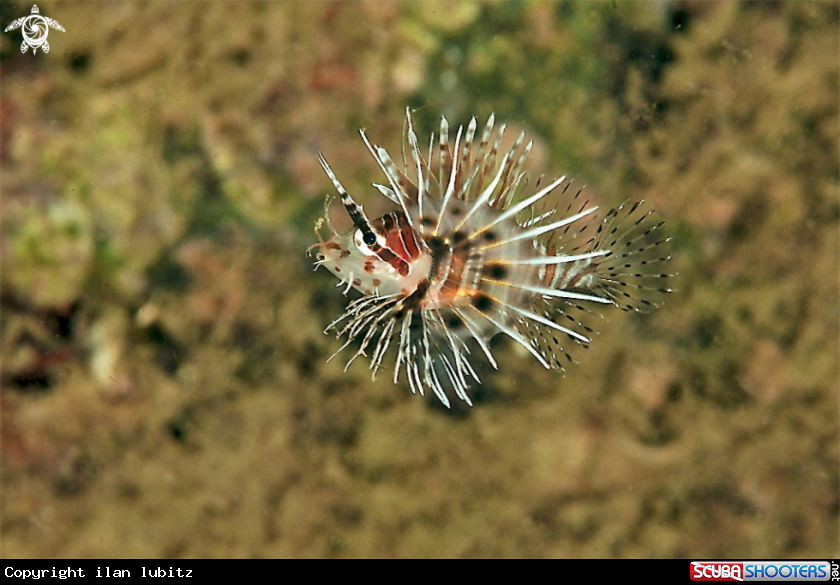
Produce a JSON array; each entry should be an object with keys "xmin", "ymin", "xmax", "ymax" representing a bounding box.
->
[{"xmin": 312, "ymin": 109, "xmax": 671, "ymax": 408}]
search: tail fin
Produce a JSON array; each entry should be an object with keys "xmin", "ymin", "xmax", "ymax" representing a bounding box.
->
[{"xmin": 590, "ymin": 199, "xmax": 673, "ymax": 313}]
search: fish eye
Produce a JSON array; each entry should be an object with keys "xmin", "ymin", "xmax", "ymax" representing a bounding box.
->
[{"xmin": 353, "ymin": 229, "xmax": 378, "ymax": 256}]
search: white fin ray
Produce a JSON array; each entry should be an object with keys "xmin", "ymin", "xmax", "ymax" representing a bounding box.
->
[
  {"xmin": 505, "ymin": 300, "xmax": 592, "ymax": 344},
  {"xmin": 372, "ymin": 183, "xmax": 399, "ymax": 204},
  {"xmin": 405, "ymin": 109, "xmax": 428, "ymax": 224},
  {"xmin": 471, "ymin": 306, "xmax": 552, "ymax": 370},
  {"xmin": 501, "ymin": 250, "xmax": 610, "ymax": 265},
  {"xmin": 473, "ymin": 174, "xmax": 567, "ymax": 239},
  {"xmin": 393, "ymin": 309, "xmax": 414, "ymax": 384},
  {"xmin": 479, "ymin": 205, "xmax": 600, "ymax": 251},
  {"xmin": 485, "ymin": 278, "xmax": 613, "ymax": 305},
  {"xmin": 452, "ymin": 147, "xmax": 513, "ymax": 232},
  {"xmin": 359, "ymin": 130, "xmax": 419, "ymax": 233},
  {"xmin": 434, "ymin": 124, "xmax": 463, "ymax": 236},
  {"xmin": 451, "ymin": 307, "xmax": 499, "ymax": 369}
]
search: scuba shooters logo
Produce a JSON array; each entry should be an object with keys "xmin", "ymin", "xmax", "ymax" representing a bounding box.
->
[
  {"xmin": 692, "ymin": 563, "xmax": 744, "ymax": 582},
  {"xmin": 690, "ymin": 561, "xmax": 833, "ymax": 582}
]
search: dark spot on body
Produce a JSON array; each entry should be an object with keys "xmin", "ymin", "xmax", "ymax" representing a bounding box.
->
[
  {"xmin": 364, "ymin": 260, "xmax": 376, "ymax": 273},
  {"xmin": 420, "ymin": 217, "xmax": 435, "ymax": 227},
  {"xmin": 372, "ymin": 279, "xmax": 382, "ymax": 287},
  {"xmin": 451, "ymin": 231, "xmax": 467, "ymax": 245},
  {"xmin": 483, "ymin": 231, "xmax": 497, "ymax": 242},
  {"xmin": 326, "ymin": 242, "xmax": 342, "ymax": 251},
  {"xmin": 352, "ymin": 279, "xmax": 362, "ymax": 287},
  {"xmin": 317, "ymin": 253, "xmax": 325, "ymax": 261},
  {"xmin": 472, "ymin": 294, "xmax": 493, "ymax": 312},
  {"xmin": 428, "ymin": 236, "xmax": 444, "ymax": 250},
  {"xmin": 446, "ymin": 315, "xmax": 463, "ymax": 329},
  {"xmin": 487, "ymin": 265, "xmax": 507, "ymax": 279},
  {"xmin": 339, "ymin": 249, "xmax": 351, "ymax": 259}
]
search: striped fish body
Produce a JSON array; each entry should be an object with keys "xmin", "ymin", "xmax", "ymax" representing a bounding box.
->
[{"xmin": 313, "ymin": 110, "xmax": 671, "ymax": 408}]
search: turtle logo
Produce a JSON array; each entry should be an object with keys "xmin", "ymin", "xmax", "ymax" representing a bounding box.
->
[{"xmin": 4, "ymin": 5, "xmax": 65, "ymax": 55}]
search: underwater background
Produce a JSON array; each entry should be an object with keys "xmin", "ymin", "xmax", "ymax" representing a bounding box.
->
[{"xmin": 1, "ymin": 0, "xmax": 837, "ymax": 558}]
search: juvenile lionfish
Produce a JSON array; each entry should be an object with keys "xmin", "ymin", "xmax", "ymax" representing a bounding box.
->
[{"xmin": 312, "ymin": 109, "xmax": 671, "ymax": 408}]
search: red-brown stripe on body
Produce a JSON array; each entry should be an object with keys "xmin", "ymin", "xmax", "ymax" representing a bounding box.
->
[
  {"xmin": 438, "ymin": 258, "xmax": 469, "ymax": 301},
  {"xmin": 373, "ymin": 246, "xmax": 410, "ymax": 277},
  {"xmin": 397, "ymin": 218, "xmax": 422, "ymax": 260},
  {"xmin": 368, "ymin": 211, "xmax": 423, "ymax": 277},
  {"xmin": 376, "ymin": 212, "xmax": 421, "ymax": 262},
  {"xmin": 425, "ymin": 238, "xmax": 475, "ymax": 306}
]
